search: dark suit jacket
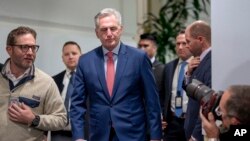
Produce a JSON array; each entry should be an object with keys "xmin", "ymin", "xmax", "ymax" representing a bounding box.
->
[
  {"xmin": 162, "ymin": 58, "xmax": 179, "ymax": 121},
  {"xmin": 52, "ymin": 70, "xmax": 66, "ymax": 93},
  {"xmin": 184, "ymin": 51, "xmax": 211, "ymax": 141},
  {"xmin": 70, "ymin": 43, "xmax": 162, "ymax": 141},
  {"xmin": 52, "ymin": 70, "xmax": 89, "ymax": 140},
  {"xmin": 0, "ymin": 63, "xmax": 3, "ymax": 71},
  {"xmin": 152, "ymin": 60, "xmax": 165, "ymax": 108}
]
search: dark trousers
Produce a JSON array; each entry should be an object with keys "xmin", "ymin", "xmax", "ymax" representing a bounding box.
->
[
  {"xmin": 51, "ymin": 130, "xmax": 72, "ymax": 141},
  {"xmin": 163, "ymin": 116, "xmax": 186, "ymax": 141}
]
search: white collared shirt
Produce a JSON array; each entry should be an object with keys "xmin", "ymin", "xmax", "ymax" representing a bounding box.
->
[
  {"xmin": 171, "ymin": 58, "xmax": 192, "ymax": 113},
  {"xmin": 61, "ymin": 69, "xmax": 74, "ymax": 101},
  {"xmin": 5, "ymin": 60, "xmax": 31, "ymax": 86},
  {"xmin": 102, "ymin": 42, "xmax": 120, "ymax": 78},
  {"xmin": 150, "ymin": 56, "xmax": 156, "ymax": 64}
]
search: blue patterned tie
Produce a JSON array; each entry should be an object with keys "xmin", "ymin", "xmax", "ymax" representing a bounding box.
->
[
  {"xmin": 175, "ymin": 61, "xmax": 187, "ymax": 117},
  {"xmin": 65, "ymin": 71, "xmax": 75, "ymax": 124}
]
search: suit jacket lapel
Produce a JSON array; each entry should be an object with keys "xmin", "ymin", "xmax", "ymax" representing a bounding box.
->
[
  {"xmin": 164, "ymin": 59, "xmax": 178, "ymax": 113},
  {"xmin": 58, "ymin": 71, "xmax": 65, "ymax": 93},
  {"xmin": 168, "ymin": 59, "xmax": 179, "ymax": 91},
  {"xmin": 53, "ymin": 70, "xmax": 66, "ymax": 94},
  {"xmin": 111, "ymin": 44, "xmax": 128, "ymax": 101},
  {"xmin": 95, "ymin": 47, "xmax": 110, "ymax": 100}
]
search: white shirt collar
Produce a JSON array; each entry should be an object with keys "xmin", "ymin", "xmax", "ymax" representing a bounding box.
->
[
  {"xmin": 102, "ymin": 42, "xmax": 121, "ymax": 56},
  {"xmin": 200, "ymin": 47, "xmax": 211, "ymax": 61},
  {"xmin": 150, "ymin": 56, "xmax": 156, "ymax": 63},
  {"xmin": 4, "ymin": 60, "xmax": 31, "ymax": 85}
]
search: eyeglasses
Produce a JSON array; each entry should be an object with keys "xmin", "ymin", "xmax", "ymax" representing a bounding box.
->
[
  {"xmin": 215, "ymin": 106, "xmax": 232, "ymax": 118},
  {"xmin": 215, "ymin": 106, "xmax": 242, "ymax": 123},
  {"xmin": 11, "ymin": 44, "xmax": 40, "ymax": 53},
  {"xmin": 215, "ymin": 106, "xmax": 223, "ymax": 117}
]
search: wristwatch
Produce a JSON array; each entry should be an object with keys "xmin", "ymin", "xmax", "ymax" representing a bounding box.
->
[{"xmin": 31, "ymin": 115, "xmax": 40, "ymax": 127}]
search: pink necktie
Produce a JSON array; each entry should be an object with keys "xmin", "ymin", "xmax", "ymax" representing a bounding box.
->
[{"xmin": 106, "ymin": 52, "xmax": 115, "ymax": 96}]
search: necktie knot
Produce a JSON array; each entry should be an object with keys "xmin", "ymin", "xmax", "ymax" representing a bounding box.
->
[
  {"xmin": 70, "ymin": 71, "xmax": 75, "ymax": 75},
  {"xmin": 181, "ymin": 61, "xmax": 187, "ymax": 67},
  {"xmin": 107, "ymin": 51, "xmax": 113, "ymax": 59}
]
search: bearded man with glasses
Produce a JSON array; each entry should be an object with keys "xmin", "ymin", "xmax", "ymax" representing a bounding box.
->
[{"xmin": 0, "ymin": 26, "xmax": 67, "ymax": 141}]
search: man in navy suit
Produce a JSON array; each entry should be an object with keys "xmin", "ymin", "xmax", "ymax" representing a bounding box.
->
[
  {"xmin": 51, "ymin": 41, "xmax": 82, "ymax": 141},
  {"xmin": 184, "ymin": 20, "xmax": 211, "ymax": 141},
  {"xmin": 162, "ymin": 30, "xmax": 192, "ymax": 141},
  {"xmin": 70, "ymin": 8, "xmax": 162, "ymax": 141}
]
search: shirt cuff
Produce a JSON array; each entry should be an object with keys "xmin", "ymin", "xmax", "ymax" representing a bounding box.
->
[{"xmin": 208, "ymin": 138, "xmax": 219, "ymax": 141}]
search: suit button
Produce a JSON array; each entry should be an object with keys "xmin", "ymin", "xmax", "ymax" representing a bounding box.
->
[{"xmin": 110, "ymin": 104, "xmax": 113, "ymax": 107}]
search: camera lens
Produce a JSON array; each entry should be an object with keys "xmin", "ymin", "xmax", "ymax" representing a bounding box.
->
[{"xmin": 186, "ymin": 79, "xmax": 214, "ymax": 101}]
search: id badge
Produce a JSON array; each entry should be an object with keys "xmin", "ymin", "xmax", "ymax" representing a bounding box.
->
[{"xmin": 175, "ymin": 96, "xmax": 182, "ymax": 108}]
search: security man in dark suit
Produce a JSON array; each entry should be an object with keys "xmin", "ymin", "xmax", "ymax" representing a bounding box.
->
[
  {"xmin": 138, "ymin": 33, "xmax": 165, "ymax": 107},
  {"xmin": 162, "ymin": 30, "xmax": 192, "ymax": 141},
  {"xmin": 51, "ymin": 41, "xmax": 82, "ymax": 141}
]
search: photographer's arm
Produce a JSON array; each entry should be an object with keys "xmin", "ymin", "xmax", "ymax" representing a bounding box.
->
[{"xmin": 200, "ymin": 108, "xmax": 220, "ymax": 139}]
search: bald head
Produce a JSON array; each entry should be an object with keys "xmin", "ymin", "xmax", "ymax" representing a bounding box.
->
[{"xmin": 187, "ymin": 20, "xmax": 211, "ymax": 46}]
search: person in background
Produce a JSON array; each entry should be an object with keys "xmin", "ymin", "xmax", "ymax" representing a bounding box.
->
[
  {"xmin": 184, "ymin": 20, "xmax": 211, "ymax": 141},
  {"xmin": 0, "ymin": 26, "xmax": 67, "ymax": 141},
  {"xmin": 138, "ymin": 33, "xmax": 165, "ymax": 107},
  {"xmin": 200, "ymin": 85, "xmax": 250, "ymax": 141},
  {"xmin": 51, "ymin": 41, "xmax": 82, "ymax": 141},
  {"xmin": 162, "ymin": 30, "xmax": 192, "ymax": 141},
  {"xmin": 70, "ymin": 8, "xmax": 162, "ymax": 141}
]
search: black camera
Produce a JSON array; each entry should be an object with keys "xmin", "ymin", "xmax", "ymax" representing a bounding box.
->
[{"xmin": 186, "ymin": 79, "xmax": 223, "ymax": 120}]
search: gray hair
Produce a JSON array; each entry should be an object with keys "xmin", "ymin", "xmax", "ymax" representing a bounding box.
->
[
  {"xmin": 94, "ymin": 8, "xmax": 122, "ymax": 28},
  {"xmin": 226, "ymin": 85, "xmax": 250, "ymax": 124}
]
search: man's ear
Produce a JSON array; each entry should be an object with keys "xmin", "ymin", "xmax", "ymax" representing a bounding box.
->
[
  {"xmin": 197, "ymin": 36, "xmax": 204, "ymax": 42},
  {"xmin": 6, "ymin": 46, "xmax": 12, "ymax": 55},
  {"xmin": 95, "ymin": 28, "xmax": 100, "ymax": 39},
  {"xmin": 231, "ymin": 117, "xmax": 241, "ymax": 125}
]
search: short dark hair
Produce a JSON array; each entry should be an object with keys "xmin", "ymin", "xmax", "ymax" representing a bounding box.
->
[
  {"xmin": 140, "ymin": 33, "xmax": 157, "ymax": 45},
  {"xmin": 178, "ymin": 29, "xmax": 185, "ymax": 35},
  {"xmin": 7, "ymin": 26, "xmax": 37, "ymax": 45},
  {"xmin": 62, "ymin": 41, "xmax": 81, "ymax": 53}
]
